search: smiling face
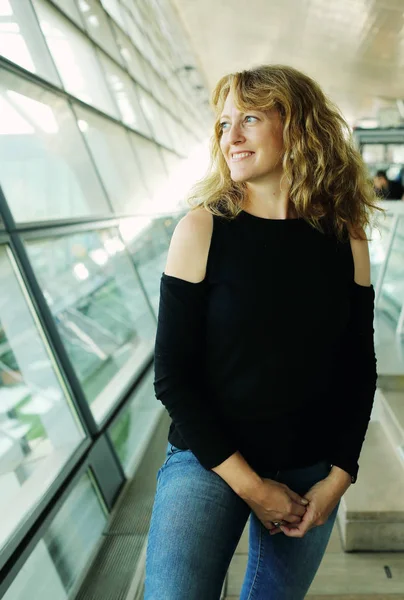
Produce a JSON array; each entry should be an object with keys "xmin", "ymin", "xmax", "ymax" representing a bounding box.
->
[{"xmin": 218, "ymin": 91, "xmax": 285, "ymax": 184}]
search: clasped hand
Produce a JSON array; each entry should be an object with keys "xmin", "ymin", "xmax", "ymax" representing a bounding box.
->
[{"xmin": 245, "ymin": 476, "xmax": 344, "ymax": 539}]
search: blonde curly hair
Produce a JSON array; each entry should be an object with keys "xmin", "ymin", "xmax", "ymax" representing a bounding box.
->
[{"xmin": 188, "ymin": 64, "xmax": 382, "ymax": 240}]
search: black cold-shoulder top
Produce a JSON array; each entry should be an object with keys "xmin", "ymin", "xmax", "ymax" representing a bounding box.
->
[{"xmin": 153, "ymin": 210, "xmax": 377, "ymax": 482}]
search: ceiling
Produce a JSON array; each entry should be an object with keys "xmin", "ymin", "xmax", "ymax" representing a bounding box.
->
[{"xmin": 171, "ymin": 0, "xmax": 404, "ymax": 127}]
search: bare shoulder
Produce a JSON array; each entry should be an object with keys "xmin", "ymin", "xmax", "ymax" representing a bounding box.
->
[
  {"xmin": 347, "ymin": 224, "xmax": 371, "ymax": 287},
  {"xmin": 164, "ymin": 208, "xmax": 214, "ymax": 283}
]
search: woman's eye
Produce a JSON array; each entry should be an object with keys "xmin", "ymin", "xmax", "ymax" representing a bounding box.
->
[
  {"xmin": 245, "ymin": 115, "xmax": 258, "ymax": 123},
  {"xmin": 219, "ymin": 122, "xmax": 229, "ymax": 131}
]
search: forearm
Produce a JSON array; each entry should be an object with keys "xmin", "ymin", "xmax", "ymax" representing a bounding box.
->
[
  {"xmin": 327, "ymin": 465, "xmax": 352, "ymax": 494},
  {"xmin": 212, "ymin": 450, "xmax": 263, "ymax": 500}
]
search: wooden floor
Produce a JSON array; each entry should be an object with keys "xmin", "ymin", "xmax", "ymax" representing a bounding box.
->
[{"xmin": 224, "ymin": 519, "xmax": 404, "ymax": 599}]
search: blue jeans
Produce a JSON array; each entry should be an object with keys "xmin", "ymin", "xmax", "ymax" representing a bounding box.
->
[{"xmin": 145, "ymin": 443, "xmax": 339, "ymax": 600}]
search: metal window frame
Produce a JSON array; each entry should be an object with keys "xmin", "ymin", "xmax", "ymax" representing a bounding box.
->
[
  {"xmin": 0, "ymin": 431, "xmax": 124, "ymax": 595},
  {"xmin": 0, "ymin": 52, "xmax": 184, "ymax": 161},
  {"xmin": 17, "ymin": 223, "xmax": 156, "ymax": 414},
  {"xmin": 0, "ymin": 0, "xmax": 202, "ymax": 591},
  {"xmin": 0, "ymin": 199, "xmax": 160, "ymax": 579}
]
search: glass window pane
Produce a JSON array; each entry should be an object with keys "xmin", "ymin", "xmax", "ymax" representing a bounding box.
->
[
  {"xmin": 123, "ymin": 6, "xmax": 151, "ymax": 59},
  {"xmin": 33, "ymin": 0, "xmax": 119, "ymax": 118},
  {"xmin": 26, "ymin": 228, "xmax": 156, "ymax": 423},
  {"xmin": 109, "ymin": 368, "xmax": 161, "ymax": 473},
  {"xmin": 3, "ymin": 471, "xmax": 106, "ymax": 599},
  {"xmin": 77, "ymin": 0, "xmax": 123, "ymax": 64},
  {"xmin": 362, "ymin": 144, "xmax": 386, "ymax": 164},
  {"xmin": 0, "ymin": 67, "xmax": 111, "ymax": 223},
  {"xmin": 379, "ymin": 216, "xmax": 404, "ymax": 327},
  {"xmin": 100, "ymin": 0, "xmax": 127, "ymax": 31},
  {"xmin": 99, "ymin": 53, "xmax": 151, "ymax": 136},
  {"xmin": 387, "ymin": 144, "xmax": 404, "ymax": 163},
  {"xmin": 140, "ymin": 58, "xmax": 156, "ymax": 94},
  {"xmin": 0, "ymin": 246, "xmax": 84, "ymax": 552},
  {"xmin": 161, "ymin": 148, "xmax": 182, "ymax": 174},
  {"xmin": 122, "ymin": 0, "xmax": 145, "ymax": 29},
  {"xmin": 369, "ymin": 214, "xmax": 395, "ymax": 284},
  {"xmin": 138, "ymin": 89, "xmax": 172, "ymax": 149},
  {"xmin": 0, "ymin": 0, "xmax": 60, "ymax": 86},
  {"xmin": 74, "ymin": 105, "xmax": 150, "ymax": 213},
  {"xmin": 145, "ymin": 68, "xmax": 164, "ymax": 104},
  {"xmin": 162, "ymin": 113, "xmax": 186, "ymax": 156},
  {"xmin": 51, "ymin": 0, "xmax": 84, "ymax": 27},
  {"xmin": 129, "ymin": 133, "xmax": 167, "ymax": 201},
  {"xmin": 120, "ymin": 216, "xmax": 170, "ymax": 314},
  {"xmin": 112, "ymin": 22, "xmax": 149, "ymax": 90}
]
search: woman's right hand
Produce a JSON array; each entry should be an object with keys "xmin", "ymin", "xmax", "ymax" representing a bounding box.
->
[{"xmin": 243, "ymin": 478, "xmax": 309, "ymax": 532}]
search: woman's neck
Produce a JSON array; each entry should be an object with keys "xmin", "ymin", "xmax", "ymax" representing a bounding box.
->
[{"xmin": 244, "ymin": 181, "xmax": 296, "ymax": 220}]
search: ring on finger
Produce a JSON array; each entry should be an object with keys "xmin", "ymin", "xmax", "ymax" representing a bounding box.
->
[{"xmin": 272, "ymin": 521, "xmax": 284, "ymax": 528}]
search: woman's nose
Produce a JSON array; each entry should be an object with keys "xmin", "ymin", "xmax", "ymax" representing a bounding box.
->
[{"xmin": 228, "ymin": 123, "xmax": 245, "ymax": 145}]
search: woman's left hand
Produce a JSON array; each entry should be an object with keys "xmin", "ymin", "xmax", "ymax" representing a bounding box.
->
[{"xmin": 270, "ymin": 470, "xmax": 351, "ymax": 538}]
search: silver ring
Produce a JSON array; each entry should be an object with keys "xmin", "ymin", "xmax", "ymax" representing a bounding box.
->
[{"xmin": 272, "ymin": 521, "xmax": 283, "ymax": 528}]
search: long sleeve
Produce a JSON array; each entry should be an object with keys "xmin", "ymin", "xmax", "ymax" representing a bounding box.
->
[
  {"xmin": 153, "ymin": 273, "xmax": 239, "ymax": 470},
  {"xmin": 328, "ymin": 282, "xmax": 378, "ymax": 482}
]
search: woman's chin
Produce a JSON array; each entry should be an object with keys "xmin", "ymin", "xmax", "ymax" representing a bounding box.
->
[{"xmin": 230, "ymin": 171, "xmax": 249, "ymax": 183}]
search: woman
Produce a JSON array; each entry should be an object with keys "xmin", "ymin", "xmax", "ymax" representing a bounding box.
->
[{"xmin": 145, "ymin": 65, "xmax": 379, "ymax": 600}]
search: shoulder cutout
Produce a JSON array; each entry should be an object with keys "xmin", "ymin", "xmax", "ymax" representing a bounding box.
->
[
  {"xmin": 164, "ymin": 208, "xmax": 214, "ymax": 283},
  {"xmin": 348, "ymin": 225, "xmax": 371, "ymax": 287}
]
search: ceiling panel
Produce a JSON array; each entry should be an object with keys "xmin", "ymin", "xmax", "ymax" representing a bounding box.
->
[{"xmin": 172, "ymin": 0, "xmax": 404, "ymax": 125}]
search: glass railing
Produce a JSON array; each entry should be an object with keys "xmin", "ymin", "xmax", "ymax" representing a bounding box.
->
[{"xmin": 369, "ymin": 201, "xmax": 404, "ymax": 336}]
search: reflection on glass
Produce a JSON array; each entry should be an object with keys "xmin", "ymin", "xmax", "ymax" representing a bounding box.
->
[
  {"xmin": 50, "ymin": 0, "xmax": 84, "ymax": 27},
  {"xmin": 112, "ymin": 22, "xmax": 149, "ymax": 90},
  {"xmin": 120, "ymin": 216, "xmax": 170, "ymax": 313},
  {"xmin": 379, "ymin": 216, "xmax": 404, "ymax": 327},
  {"xmin": 0, "ymin": 0, "xmax": 60, "ymax": 85},
  {"xmin": 369, "ymin": 214, "xmax": 394, "ymax": 284},
  {"xmin": 138, "ymin": 89, "xmax": 172, "ymax": 149},
  {"xmin": 26, "ymin": 228, "xmax": 156, "ymax": 423},
  {"xmin": 129, "ymin": 133, "xmax": 167, "ymax": 200},
  {"xmin": 0, "ymin": 246, "xmax": 84, "ymax": 552},
  {"xmin": 3, "ymin": 471, "xmax": 106, "ymax": 599},
  {"xmin": 109, "ymin": 368, "xmax": 161, "ymax": 473},
  {"xmin": 0, "ymin": 67, "xmax": 111, "ymax": 222},
  {"xmin": 100, "ymin": 0, "xmax": 126, "ymax": 31},
  {"xmin": 165, "ymin": 83, "xmax": 182, "ymax": 119},
  {"xmin": 163, "ymin": 112, "xmax": 188, "ymax": 156},
  {"xmin": 33, "ymin": 0, "xmax": 118, "ymax": 118},
  {"xmin": 123, "ymin": 6, "xmax": 150, "ymax": 57},
  {"xmin": 77, "ymin": 0, "xmax": 122, "ymax": 64},
  {"xmin": 146, "ymin": 68, "xmax": 168, "ymax": 106},
  {"xmin": 74, "ymin": 104, "xmax": 150, "ymax": 213},
  {"xmin": 161, "ymin": 148, "xmax": 182, "ymax": 174},
  {"xmin": 99, "ymin": 53, "xmax": 151, "ymax": 136}
]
